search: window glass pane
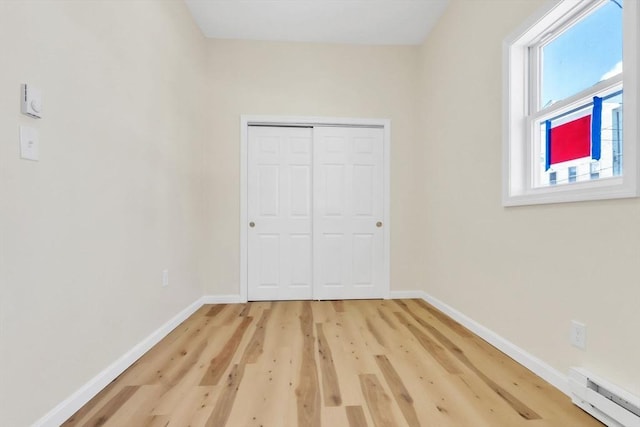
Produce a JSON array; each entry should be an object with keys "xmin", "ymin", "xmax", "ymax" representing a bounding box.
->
[
  {"xmin": 536, "ymin": 92, "xmax": 623, "ymax": 187},
  {"xmin": 540, "ymin": 0, "xmax": 622, "ymax": 109}
]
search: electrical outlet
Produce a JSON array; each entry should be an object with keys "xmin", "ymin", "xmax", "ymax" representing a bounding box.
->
[
  {"xmin": 570, "ymin": 320, "xmax": 586, "ymax": 349},
  {"xmin": 162, "ymin": 269, "xmax": 169, "ymax": 287}
]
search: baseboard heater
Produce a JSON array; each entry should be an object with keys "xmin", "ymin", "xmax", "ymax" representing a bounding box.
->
[{"xmin": 569, "ymin": 367, "xmax": 640, "ymax": 427}]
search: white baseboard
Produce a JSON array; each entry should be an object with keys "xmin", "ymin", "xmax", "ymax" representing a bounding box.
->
[
  {"xmin": 32, "ymin": 297, "xmax": 206, "ymax": 427},
  {"xmin": 391, "ymin": 290, "xmax": 570, "ymax": 396}
]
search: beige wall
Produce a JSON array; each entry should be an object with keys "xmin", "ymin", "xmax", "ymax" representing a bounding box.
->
[
  {"xmin": 417, "ymin": 0, "xmax": 640, "ymax": 395},
  {"xmin": 2, "ymin": 0, "xmax": 638, "ymax": 425},
  {"xmin": 0, "ymin": 1, "xmax": 208, "ymax": 425},
  {"xmin": 203, "ymin": 40, "xmax": 423, "ymax": 296}
]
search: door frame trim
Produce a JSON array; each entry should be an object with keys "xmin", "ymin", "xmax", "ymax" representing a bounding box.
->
[{"xmin": 240, "ymin": 115, "xmax": 391, "ymax": 302}]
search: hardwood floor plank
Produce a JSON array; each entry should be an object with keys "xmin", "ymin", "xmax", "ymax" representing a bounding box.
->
[
  {"xmin": 296, "ymin": 301, "xmax": 321, "ymax": 427},
  {"xmin": 394, "ymin": 311, "xmax": 461, "ymax": 375},
  {"xmin": 395, "ymin": 300, "xmax": 542, "ymax": 420},
  {"xmin": 142, "ymin": 415, "xmax": 170, "ymax": 427},
  {"xmin": 199, "ymin": 316, "xmax": 253, "ymax": 386},
  {"xmin": 359, "ymin": 374, "xmax": 399, "ymax": 427},
  {"xmin": 219, "ymin": 303, "xmax": 246, "ymax": 326},
  {"xmin": 316, "ymin": 322, "xmax": 342, "ymax": 406},
  {"xmin": 246, "ymin": 301, "xmax": 272, "ymax": 318},
  {"xmin": 231, "ymin": 347, "xmax": 295, "ymax": 426},
  {"xmin": 98, "ymin": 385, "xmax": 163, "ymax": 427},
  {"xmin": 234, "ymin": 301, "xmax": 302, "ymax": 425},
  {"xmin": 312, "ymin": 300, "xmax": 338, "ymax": 324},
  {"xmin": 61, "ymin": 381, "xmax": 122, "ymax": 426},
  {"xmin": 346, "ymin": 405, "xmax": 369, "ymax": 427},
  {"xmin": 82, "ymin": 385, "xmax": 140, "ymax": 427},
  {"xmin": 205, "ymin": 304, "xmax": 227, "ymax": 318},
  {"xmin": 243, "ymin": 309, "xmax": 271, "ymax": 364},
  {"xmin": 204, "ymin": 307, "xmax": 277, "ymax": 424},
  {"xmin": 388, "ymin": 355, "xmax": 498, "ymax": 426},
  {"xmin": 150, "ymin": 327, "xmax": 239, "ymax": 415},
  {"xmin": 411, "ymin": 298, "xmax": 473, "ymax": 338},
  {"xmin": 205, "ymin": 364, "xmax": 245, "ymax": 426},
  {"xmin": 366, "ymin": 317, "xmax": 387, "ymax": 347},
  {"xmin": 64, "ymin": 300, "xmax": 603, "ymax": 427},
  {"xmin": 374, "ymin": 354, "xmax": 421, "ymax": 427},
  {"xmin": 238, "ymin": 303, "xmax": 250, "ymax": 317},
  {"xmin": 211, "ymin": 308, "xmax": 284, "ymax": 426},
  {"xmin": 451, "ymin": 373, "xmax": 532, "ymax": 426},
  {"xmin": 322, "ymin": 406, "xmax": 351, "ymax": 426},
  {"xmin": 337, "ymin": 308, "xmax": 385, "ymax": 372},
  {"xmin": 159, "ymin": 386, "xmax": 217, "ymax": 426},
  {"xmin": 376, "ymin": 305, "xmax": 397, "ymax": 330},
  {"xmin": 160, "ymin": 338, "xmax": 208, "ymax": 388},
  {"xmin": 130, "ymin": 313, "xmax": 221, "ymax": 387},
  {"xmin": 331, "ymin": 300, "xmax": 345, "ymax": 313}
]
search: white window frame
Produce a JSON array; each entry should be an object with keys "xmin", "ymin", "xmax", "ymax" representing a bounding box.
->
[{"xmin": 503, "ymin": 0, "xmax": 639, "ymax": 206}]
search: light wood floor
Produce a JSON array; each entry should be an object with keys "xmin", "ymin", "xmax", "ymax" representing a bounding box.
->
[{"xmin": 63, "ymin": 299, "xmax": 603, "ymax": 426}]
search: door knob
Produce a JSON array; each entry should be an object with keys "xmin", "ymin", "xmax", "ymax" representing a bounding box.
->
[
  {"xmin": 249, "ymin": 221, "xmax": 255, "ymax": 228},
  {"xmin": 376, "ymin": 221, "xmax": 383, "ymax": 228}
]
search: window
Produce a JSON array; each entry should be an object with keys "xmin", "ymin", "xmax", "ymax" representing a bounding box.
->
[{"xmin": 503, "ymin": 0, "xmax": 638, "ymax": 206}]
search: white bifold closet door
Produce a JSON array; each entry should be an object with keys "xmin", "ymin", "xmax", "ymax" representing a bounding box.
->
[{"xmin": 248, "ymin": 125, "xmax": 384, "ymax": 301}]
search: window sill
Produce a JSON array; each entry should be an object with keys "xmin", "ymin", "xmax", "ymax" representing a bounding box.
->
[{"xmin": 502, "ymin": 177, "xmax": 638, "ymax": 206}]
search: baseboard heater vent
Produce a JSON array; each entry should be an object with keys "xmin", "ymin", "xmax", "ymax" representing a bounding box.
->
[{"xmin": 569, "ymin": 367, "xmax": 640, "ymax": 427}]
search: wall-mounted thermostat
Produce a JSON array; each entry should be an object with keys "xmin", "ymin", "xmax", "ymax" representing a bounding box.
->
[{"xmin": 21, "ymin": 84, "xmax": 42, "ymax": 119}]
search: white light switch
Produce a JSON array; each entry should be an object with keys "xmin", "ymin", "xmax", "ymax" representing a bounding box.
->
[
  {"xmin": 21, "ymin": 84, "xmax": 42, "ymax": 119},
  {"xmin": 19, "ymin": 126, "xmax": 39, "ymax": 161}
]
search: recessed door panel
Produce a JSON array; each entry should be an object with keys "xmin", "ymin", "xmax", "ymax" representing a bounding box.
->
[
  {"xmin": 319, "ymin": 233, "xmax": 345, "ymax": 287},
  {"xmin": 353, "ymin": 165, "xmax": 374, "ymax": 216},
  {"xmin": 258, "ymin": 235, "xmax": 280, "ymax": 287},
  {"xmin": 290, "ymin": 137, "xmax": 311, "ymax": 155},
  {"xmin": 258, "ymin": 136, "xmax": 279, "ymax": 154},
  {"xmin": 325, "ymin": 136, "xmax": 345, "ymax": 153},
  {"xmin": 354, "ymin": 137, "xmax": 374, "ymax": 154},
  {"xmin": 324, "ymin": 165, "xmax": 345, "ymax": 216},
  {"xmin": 352, "ymin": 234, "xmax": 374, "ymax": 286},
  {"xmin": 289, "ymin": 234, "xmax": 312, "ymax": 287},
  {"xmin": 258, "ymin": 166, "xmax": 279, "ymax": 216},
  {"xmin": 290, "ymin": 166, "xmax": 311, "ymax": 217}
]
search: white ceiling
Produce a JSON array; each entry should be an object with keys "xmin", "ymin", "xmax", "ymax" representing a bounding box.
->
[{"xmin": 184, "ymin": 0, "xmax": 450, "ymax": 45}]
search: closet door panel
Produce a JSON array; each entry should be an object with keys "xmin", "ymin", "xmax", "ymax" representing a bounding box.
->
[
  {"xmin": 313, "ymin": 127, "xmax": 385, "ymax": 300},
  {"xmin": 248, "ymin": 126, "xmax": 313, "ymax": 300}
]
